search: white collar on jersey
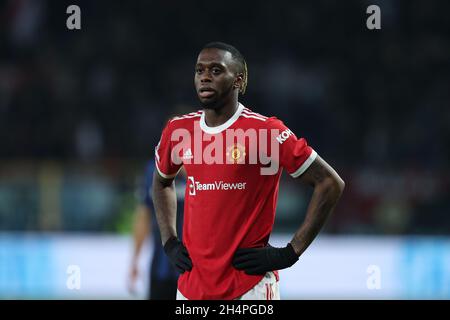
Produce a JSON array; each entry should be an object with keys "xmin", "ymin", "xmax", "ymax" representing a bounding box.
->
[{"xmin": 199, "ymin": 102, "xmax": 245, "ymax": 134}]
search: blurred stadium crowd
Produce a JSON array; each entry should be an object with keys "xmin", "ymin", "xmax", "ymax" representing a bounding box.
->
[{"xmin": 0, "ymin": 0, "xmax": 449, "ymax": 235}]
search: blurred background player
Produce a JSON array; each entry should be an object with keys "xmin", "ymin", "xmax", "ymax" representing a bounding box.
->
[{"xmin": 128, "ymin": 159, "xmax": 185, "ymax": 299}]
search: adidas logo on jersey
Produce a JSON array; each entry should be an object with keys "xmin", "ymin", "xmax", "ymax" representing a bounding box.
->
[{"xmin": 183, "ymin": 148, "xmax": 194, "ymax": 160}]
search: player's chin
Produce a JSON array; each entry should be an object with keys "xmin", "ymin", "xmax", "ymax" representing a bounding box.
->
[{"xmin": 198, "ymin": 96, "xmax": 219, "ymax": 109}]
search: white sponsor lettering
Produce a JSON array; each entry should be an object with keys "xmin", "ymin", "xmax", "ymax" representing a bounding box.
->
[
  {"xmin": 188, "ymin": 177, "xmax": 246, "ymax": 195},
  {"xmin": 276, "ymin": 129, "xmax": 293, "ymax": 144}
]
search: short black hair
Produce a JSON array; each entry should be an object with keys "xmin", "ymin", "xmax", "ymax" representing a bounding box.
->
[{"xmin": 202, "ymin": 42, "xmax": 248, "ymax": 94}]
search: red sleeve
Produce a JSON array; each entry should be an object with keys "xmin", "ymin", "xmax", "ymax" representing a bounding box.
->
[
  {"xmin": 267, "ymin": 117, "xmax": 317, "ymax": 178},
  {"xmin": 154, "ymin": 120, "xmax": 182, "ymax": 178}
]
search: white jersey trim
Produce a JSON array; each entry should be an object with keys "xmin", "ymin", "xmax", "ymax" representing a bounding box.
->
[
  {"xmin": 243, "ymin": 109, "xmax": 268, "ymax": 119},
  {"xmin": 155, "ymin": 159, "xmax": 180, "ymax": 179},
  {"xmin": 155, "ymin": 146, "xmax": 160, "ymax": 162},
  {"xmin": 171, "ymin": 113, "xmax": 202, "ymax": 122},
  {"xmin": 200, "ymin": 103, "xmax": 244, "ymax": 134},
  {"xmin": 290, "ymin": 150, "xmax": 318, "ymax": 178},
  {"xmin": 240, "ymin": 113, "xmax": 267, "ymax": 122}
]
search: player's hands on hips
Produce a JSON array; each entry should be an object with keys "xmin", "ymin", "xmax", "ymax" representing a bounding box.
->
[
  {"xmin": 232, "ymin": 243, "xmax": 299, "ymax": 275},
  {"xmin": 163, "ymin": 237, "xmax": 193, "ymax": 274}
]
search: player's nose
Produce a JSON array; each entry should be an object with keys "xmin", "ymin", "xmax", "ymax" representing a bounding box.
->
[{"xmin": 200, "ymin": 71, "xmax": 212, "ymax": 83}]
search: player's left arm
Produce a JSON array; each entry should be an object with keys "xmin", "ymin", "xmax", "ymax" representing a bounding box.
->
[
  {"xmin": 233, "ymin": 117, "xmax": 345, "ymax": 275},
  {"xmin": 233, "ymin": 154, "xmax": 344, "ymax": 275},
  {"xmin": 290, "ymin": 155, "xmax": 345, "ymax": 255}
]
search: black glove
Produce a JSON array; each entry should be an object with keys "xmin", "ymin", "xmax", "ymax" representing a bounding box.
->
[
  {"xmin": 163, "ymin": 237, "xmax": 193, "ymax": 274},
  {"xmin": 232, "ymin": 243, "xmax": 299, "ymax": 275}
]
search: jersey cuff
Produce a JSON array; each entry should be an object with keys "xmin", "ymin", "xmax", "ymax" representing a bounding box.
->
[
  {"xmin": 155, "ymin": 159, "xmax": 180, "ymax": 179},
  {"xmin": 290, "ymin": 150, "xmax": 317, "ymax": 178}
]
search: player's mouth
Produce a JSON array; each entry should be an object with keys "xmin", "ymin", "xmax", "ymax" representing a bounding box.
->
[{"xmin": 198, "ymin": 88, "xmax": 216, "ymax": 99}]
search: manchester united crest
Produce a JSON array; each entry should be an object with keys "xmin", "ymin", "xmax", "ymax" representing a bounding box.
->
[{"xmin": 226, "ymin": 143, "xmax": 246, "ymax": 164}]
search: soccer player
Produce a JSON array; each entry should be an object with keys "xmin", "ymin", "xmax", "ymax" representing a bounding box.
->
[
  {"xmin": 152, "ymin": 42, "xmax": 345, "ymax": 300},
  {"xmin": 128, "ymin": 160, "xmax": 185, "ymax": 299}
]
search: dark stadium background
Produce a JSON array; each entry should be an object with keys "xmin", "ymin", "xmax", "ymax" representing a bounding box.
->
[{"xmin": 0, "ymin": 0, "xmax": 449, "ymax": 299}]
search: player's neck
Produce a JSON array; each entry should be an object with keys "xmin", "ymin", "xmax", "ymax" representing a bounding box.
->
[{"xmin": 203, "ymin": 100, "xmax": 239, "ymax": 128}]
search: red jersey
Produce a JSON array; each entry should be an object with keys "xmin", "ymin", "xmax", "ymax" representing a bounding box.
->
[{"xmin": 155, "ymin": 102, "xmax": 316, "ymax": 299}]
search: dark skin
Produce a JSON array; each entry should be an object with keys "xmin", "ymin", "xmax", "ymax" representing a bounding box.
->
[
  {"xmin": 194, "ymin": 48, "xmax": 244, "ymax": 127},
  {"xmin": 290, "ymin": 155, "xmax": 344, "ymax": 255},
  {"xmin": 153, "ymin": 48, "xmax": 345, "ymax": 263},
  {"xmin": 153, "ymin": 48, "xmax": 245, "ymax": 245}
]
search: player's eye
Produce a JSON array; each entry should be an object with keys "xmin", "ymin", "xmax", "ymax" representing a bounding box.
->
[
  {"xmin": 195, "ymin": 68, "xmax": 203, "ymax": 74},
  {"xmin": 212, "ymin": 68, "xmax": 222, "ymax": 74}
]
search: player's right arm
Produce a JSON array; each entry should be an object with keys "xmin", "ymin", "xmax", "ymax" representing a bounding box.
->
[
  {"xmin": 151, "ymin": 119, "xmax": 182, "ymax": 244},
  {"xmin": 152, "ymin": 120, "xmax": 192, "ymax": 273},
  {"xmin": 152, "ymin": 171, "xmax": 177, "ymax": 245}
]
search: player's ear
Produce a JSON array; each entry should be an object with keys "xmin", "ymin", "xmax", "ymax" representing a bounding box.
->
[{"xmin": 234, "ymin": 73, "xmax": 244, "ymax": 91}]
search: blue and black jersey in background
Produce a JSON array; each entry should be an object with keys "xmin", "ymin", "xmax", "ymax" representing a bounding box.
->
[{"xmin": 139, "ymin": 160, "xmax": 185, "ymax": 299}]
